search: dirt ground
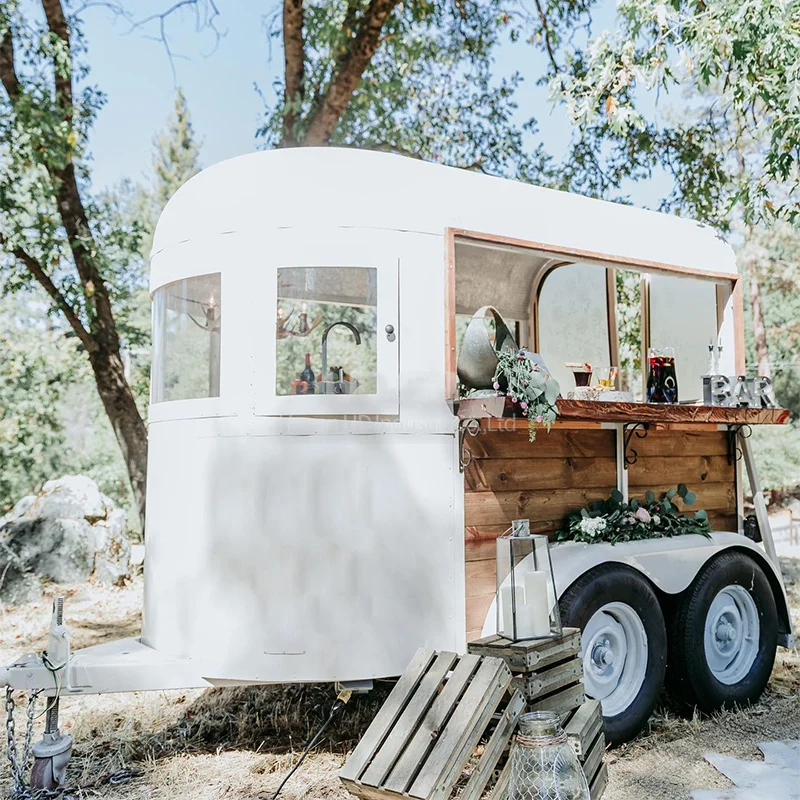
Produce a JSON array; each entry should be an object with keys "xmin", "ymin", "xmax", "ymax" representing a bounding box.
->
[{"xmin": 1, "ymin": 558, "xmax": 798, "ymax": 800}]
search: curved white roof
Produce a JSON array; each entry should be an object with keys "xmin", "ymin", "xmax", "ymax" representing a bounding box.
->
[{"xmin": 152, "ymin": 147, "xmax": 737, "ymax": 277}]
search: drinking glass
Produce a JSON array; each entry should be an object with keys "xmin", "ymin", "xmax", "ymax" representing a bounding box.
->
[{"xmin": 597, "ymin": 366, "xmax": 619, "ymax": 390}]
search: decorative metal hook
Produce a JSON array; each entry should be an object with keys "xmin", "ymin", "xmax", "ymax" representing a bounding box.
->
[
  {"xmin": 727, "ymin": 424, "xmax": 753, "ymax": 465},
  {"xmin": 623, "ymin": 422, "xmax": 649, "ymax": 467},
  {"xmin": 459, "ymin": 418, "xmax": 481, "ymax": 472}
]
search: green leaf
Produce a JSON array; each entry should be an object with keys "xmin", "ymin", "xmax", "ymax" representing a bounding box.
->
[
  {"xmin": 581, "ymin": 507, "xmax": 589, "ymax": 518},
  {"xmin": 683, "ymin": 491, "xmax": 696, "ymax": 505},
  {"xmin": 666, "ymin": 487, "xmax": 677, "ymax": 499},
  {"xmin": 677, "ymin": 483, "xmax": 688, "ymax": 498},
  {"xmin": 544, "ymin": 377, "xmax": 560, "ymax": 404},
  {"xmin": 695, "ymin": 509, "xmax": 708, "ymax": 521},
  {"xmin": 611, "ymin": 489, "xmax": 624, "ymax": 504},
  {"xmin": 645, "ymin": 490, "xmax": 655, "ymax": 504},
  {"xmin": 662, "ymin": 499, "xmax": 672, "ymax": 513},
  {"xmin": 630, "ymin": 498, "xmax": 639, "ymax": 511}
]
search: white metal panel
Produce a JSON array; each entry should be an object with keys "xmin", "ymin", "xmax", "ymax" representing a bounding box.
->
[
  {"xmin": 151, "ymin": 149, "xmax": 738, "ymax": 291},
  {"xmin": 144, "ymin": 426, "xmax": 457, "ymax": 682},
  {"xmin": 480, "ymin": 533, "xmax": 792, "ymax": 638}
]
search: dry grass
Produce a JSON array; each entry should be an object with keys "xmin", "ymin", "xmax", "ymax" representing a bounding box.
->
[{"xmin": 0, "ymin": 557, "xmax": 798, "ymax": 799}]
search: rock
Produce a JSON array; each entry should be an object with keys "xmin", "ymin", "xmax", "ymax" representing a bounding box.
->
[
  {"xmin": 130, "ymin": 544, "xmax": 146, "ymax": 567},
  {"xmin": 2, "ymin": 518, "xmax": 95, "ymax": 583},
  {"xmin": 93, "ymin": 509, "xmax": 131, "ymax": 586},
  {"xmin": 0, "ymin": 545, "xmax": 43, "ymax": 605},
  {"xmin": 0, "ymin": 476, "xmax": 133, "ymax": 602},
  {"xmin": 25, "ymin": 476, "xmax": 106, "ymax": 523}
]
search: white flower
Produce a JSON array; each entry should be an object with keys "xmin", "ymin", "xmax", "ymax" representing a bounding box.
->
[
  {"xmin": 652, "ymin": 514, "xmax": 661, "ymax": 526},
  {"xmin": 579, "ymin": 517, "xmax": 608, "ymax": 536}
]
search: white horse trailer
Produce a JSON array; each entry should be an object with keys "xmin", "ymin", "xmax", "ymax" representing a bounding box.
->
[{"xmin": 2, "ymin": 148, "xmax": 793, "ymax": 781}]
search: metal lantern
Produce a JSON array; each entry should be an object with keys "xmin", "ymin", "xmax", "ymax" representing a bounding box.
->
[{"xmin": 496, "ymin": 520, "xmax": 561, "ymax": 641}]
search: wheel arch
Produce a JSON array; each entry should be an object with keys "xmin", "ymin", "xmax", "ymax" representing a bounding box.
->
[{"xmin": 549, "ymin": 534, "xmax": 792, "ymax": 644}]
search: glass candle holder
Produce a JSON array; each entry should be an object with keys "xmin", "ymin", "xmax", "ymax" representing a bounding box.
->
[{"xmin": 496, "ymin": 520, "xmax": 562, "ymax": 641}]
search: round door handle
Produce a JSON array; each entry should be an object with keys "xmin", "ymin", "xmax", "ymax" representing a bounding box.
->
[{"xmin": 385, "ymin": 324, "xmax": 396, "ymax": 342}]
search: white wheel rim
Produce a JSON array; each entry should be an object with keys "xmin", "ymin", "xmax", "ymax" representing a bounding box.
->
[
  {"xmin": 704, "ymin": 585, "xmax": 760, "ymax": 685},
  {"xmin": 582, "ymin": 602, "xmax": 648, "ymax": 718}
]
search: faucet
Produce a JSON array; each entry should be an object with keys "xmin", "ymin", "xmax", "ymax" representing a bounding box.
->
[{"xmin": 321, "ymin": 321, "xmax": 362, "ymax": 385}]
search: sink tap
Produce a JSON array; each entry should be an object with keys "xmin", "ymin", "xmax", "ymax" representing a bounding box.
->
[{"xmin": 321, "ymin": 321, "xmax": 361, "ymax": 385}]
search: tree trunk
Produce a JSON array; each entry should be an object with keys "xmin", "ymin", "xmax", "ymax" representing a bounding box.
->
[
  {"xmin": 749, "ymin": 266, "xmax": 771, "ymax": 380},
  {"xmin": 89, "ymin": 348, "xmax": 148, "ymax": 530}
]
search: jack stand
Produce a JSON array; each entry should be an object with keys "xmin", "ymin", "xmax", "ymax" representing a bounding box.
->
[
  {"xmin": 30, "ymin": 699, "xmax": 72, "ymax": 790},
  {"xmin": 30, "ymin": 598, "xmax": 73, "ymax": 791}
]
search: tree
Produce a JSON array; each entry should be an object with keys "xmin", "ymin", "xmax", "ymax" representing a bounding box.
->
[
  {"xmin": 549, "ymin": 0, "xmax": 800, "ymax": 222},
  {"xmin": 151, "ymin": 88, "xmax": 203, "ymax": 213},
  {"xmin": 0, "ymin": 1, "xmax": 148, "ymax": 526},
  {"xmin": 0, "ymin": 294, "xmax": 78, "ymax": 511},
  {"xmin": 254, "ymin": 1, "xmax": 550, "ymax": 179}
]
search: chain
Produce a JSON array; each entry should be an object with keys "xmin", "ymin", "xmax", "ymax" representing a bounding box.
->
[
  {"xmin": 5, "ymin": 688, "xmax": 140, "ymax": 800},
  {"xmin": 6, "ymin": 687, "xmax": 42, "ymax": 800}
]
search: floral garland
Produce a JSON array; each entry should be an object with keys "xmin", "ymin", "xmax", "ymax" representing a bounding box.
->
[
  {"xmin": 557, "ymin": 485, "xmax": 711, "ymax": 544},
  {"xmin": 492, "ymin": 348, "xmax": 560, "ymax": 442}
]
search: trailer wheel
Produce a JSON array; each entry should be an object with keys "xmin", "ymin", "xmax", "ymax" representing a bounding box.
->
[
  {"xmin": 668, "ymin": 551, "xmax": 777, "ymax": 711},
  {"xmin": 559, "ymin": 564, "xmax": 667, "ymax": 745}
]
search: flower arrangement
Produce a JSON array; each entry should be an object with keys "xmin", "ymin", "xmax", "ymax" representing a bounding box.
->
[
  {"xmin": 492, "ymin": 348, "xmax": 560, "ymax": 442},
  {"xmin": 556, "ymin": 484, "xmax": 711, "ymax": 544}
]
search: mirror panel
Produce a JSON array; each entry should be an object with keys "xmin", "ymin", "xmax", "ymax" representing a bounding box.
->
[
  {"xmin": 538, "ymin": 264, "xmax": 611, "ymax": 391},
  {"xmin": 649, "ymin": 274, "xmax": 719, "ymax": 402}
]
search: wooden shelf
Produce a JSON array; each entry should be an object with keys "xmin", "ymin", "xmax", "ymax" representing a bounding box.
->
[{"xmin": 457, "ymin": 395, "xmax": 790, "ymax": 427}]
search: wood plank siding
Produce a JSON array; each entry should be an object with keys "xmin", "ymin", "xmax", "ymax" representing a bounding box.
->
[{"xmin": 463, "ymin": 426, "xmax": 737, "ymax": 641}]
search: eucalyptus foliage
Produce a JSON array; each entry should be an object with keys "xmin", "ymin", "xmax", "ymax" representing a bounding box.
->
[
  {"xmin": 492, "ymin": 348, "xmax": 560, "ymax": 442},
  {"xmin": 558, "ymin": 484, "xmax": 711, "ymax": 544},
  {"xmin": 551, "ymin": 0, "xmax": 800, "ymax": 222}
]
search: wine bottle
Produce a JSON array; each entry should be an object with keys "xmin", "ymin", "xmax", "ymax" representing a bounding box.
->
[{"xmin": 300, "ymin": 353, "xmax": 316, "ymax": 394}]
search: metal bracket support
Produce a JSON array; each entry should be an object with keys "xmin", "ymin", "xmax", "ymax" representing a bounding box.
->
[
  {"xmin": 458, "ymin": 418, "xmax": 481, "ymax": 472},
  {"xmin": 622, "ymin": 422, "xmax": 649, "ymax": 468}
]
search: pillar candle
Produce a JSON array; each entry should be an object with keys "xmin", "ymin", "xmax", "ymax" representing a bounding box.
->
[
  {"xmin": 524, "ymin": 570, "xmax": 551, "ymax": 636},
  {"xmin": 500, "ymin": 585, "xmax": 524, "ymax": 638}
]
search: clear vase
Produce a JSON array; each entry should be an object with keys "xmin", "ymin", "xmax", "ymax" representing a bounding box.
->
[{"xmin": 507, "ymin": 711, "xmax": 591, "ymax": 800}]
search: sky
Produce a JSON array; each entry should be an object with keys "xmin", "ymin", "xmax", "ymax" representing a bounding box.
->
[{"xmin": 81, "ymin": 1, "xmax": 670, "ymax": 207}]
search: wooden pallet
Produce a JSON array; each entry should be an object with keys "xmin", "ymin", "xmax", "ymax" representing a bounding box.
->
[
  {"xmin": 340, "ymin": 649, "xmax": 525, "ymax": 800},
  {"xmin": 467, "ymin": 629, "xmax": 581, "ymax": 673},
  {"xmin": 469, "ymin": 629, "xmax": 585, "ymax": 723},
  {"xmin": 468, "ymin": 631, "xmax": 607, "ymax": 799}
]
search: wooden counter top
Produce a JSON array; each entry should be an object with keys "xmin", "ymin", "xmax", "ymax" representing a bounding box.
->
[{"xmin": 457, "ymin": 395, "xmax": 790, "ymax": 426}]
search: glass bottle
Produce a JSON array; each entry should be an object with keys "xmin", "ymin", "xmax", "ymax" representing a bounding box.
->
[
  {"xmin": 508, "ymin": 711, "xmax": 590, "ymax": 800},
  {"xmin": 299, "ymin": 352, "xmax": 316, "ymax": 394}
]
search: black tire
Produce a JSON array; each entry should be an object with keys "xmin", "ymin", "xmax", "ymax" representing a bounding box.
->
[
  {"xmin": 559, "ymin": 564, "xmax": 667, "ymax": 745},
  {"xmin": 667, "ymin": 551, "xmax": 777, "ymax": 712}
]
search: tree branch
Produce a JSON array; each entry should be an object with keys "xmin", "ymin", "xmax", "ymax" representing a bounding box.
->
[
  {"xmin": 280, "ymin": 0, "xmax": 304, "ymax": 147},
  {"xmin": 532, "ymin": 0, "xmax": 559, "ymax": 75},
  {"xmin": 0, "ymin": 234, "xmax": 95, "ymax": 352},
  {"xmin": 38, "ymin": 0, "xmax": 119, "ymax": 352},
  {"xmin": 0, "ymin": 10, "xmax": 20, "ymax": 101},
  {"xmin": 301, "ymin": 0, "xmax": 400, "ymax": 146},
  {"xmin": 41, "ymin": 0, "xmax": 73, "ymax": 119}
]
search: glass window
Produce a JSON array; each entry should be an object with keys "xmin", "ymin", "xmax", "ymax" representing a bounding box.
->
[
  {"xmin": 276, "ymin": 267, "xmax": 377, "ymax": 396},
  {"xmin": 152, "ymin": 273, "xmax": 221, "ymax": 403}
]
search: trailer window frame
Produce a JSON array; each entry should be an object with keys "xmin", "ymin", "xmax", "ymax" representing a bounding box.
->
[{"xmin": 444, "ymin": 228, "xmax": 744, "ymax": 403}]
